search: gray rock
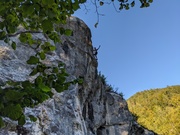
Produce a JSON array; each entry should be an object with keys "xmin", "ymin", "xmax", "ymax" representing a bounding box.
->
[{"xmin": 0, "ymin": 16, "xmax": 157, "ymax": 135}]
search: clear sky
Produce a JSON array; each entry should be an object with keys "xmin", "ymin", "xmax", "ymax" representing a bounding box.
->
[{"xmin": 74, "ymin": 0, "xmax": 180, "ymax": 99}]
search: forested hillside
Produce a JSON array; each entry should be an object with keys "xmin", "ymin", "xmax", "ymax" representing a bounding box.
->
[{"xmin": 127, "ymin": 85, "xmax": 180, "ymax": 135}]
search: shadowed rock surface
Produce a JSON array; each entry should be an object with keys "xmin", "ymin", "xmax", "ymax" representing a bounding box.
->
[{"xmin": 0, "ymin": 17, "xmax": 157, "ymax": 135}]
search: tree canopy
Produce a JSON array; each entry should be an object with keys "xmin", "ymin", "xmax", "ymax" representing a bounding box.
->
[
  {"xmin": 0, "ymin": 0, "xmax": 153, "ymax": 128},
  {"xmin": 127, "ymin": 85, "xmax": 180, "ymax": 135}
]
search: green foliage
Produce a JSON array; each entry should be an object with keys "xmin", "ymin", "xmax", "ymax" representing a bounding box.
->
[
  {"xmin": 91, "ymin": 0, "xmax": 153, "ymax": 27},
  {"xmin": 96, "ymin": 0, "xmax": 153, "ymax": 11},
  {"xmin": 0, "ymin": 117, "xmax": 4, "ymax": 128},
  {"xmin": 98, "ymin": 72, "xmax": 107, "ymax": 85},
  {"xmin": 0, "ymin": 0, "xmax": 86, "ymax": 128},
  {"xmin": 27, "ymin": 56, "xmax": 39, "ymax": 65},
  {"xmin": 0, "ymin": 0, "xmax": 153, "ymax": 129},
  {"xmin": 18, "ymin": 115, "xmax": 26, "ymax": 126},
  {"xmin": 0, "ymin": 60, "xmax": 82, "ymax": 127},
  {"xmin": 100, "ymin": 1, "xmax": 104, "ymax": 6},
  {"xmin": 3, "ymin": 104, "xmax": 23, "ymax": 120},
  {"xmin": 98, "ymin": 72, "xmax": 124, "ymax": 98},
  {"xmin": 117, "ymin": 0, "xmax": 153, "ymax": 10},
  {"xmin": 106, "ymin": 85, "xmax": 124, "ymax": 98},
  {"xmin": 127, "ymin": 85, "xmax": 180, "ymax": 135},
  {"xmin": 29, "ymin": 115, "xmax": 37, "ymax": 122},
  {"xmin": 0, "ymin": 0, "xmax": 84, "ymax": 46},
  {"xmin": 11, "ymin": 42, "xmax": 16, "ymax": 50}
]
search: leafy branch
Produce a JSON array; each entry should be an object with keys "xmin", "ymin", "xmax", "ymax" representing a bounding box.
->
[
  {"xmin": 0, "ymin": 0, "xmax": 154, "ymax": 129},
  {"xmin": 8, "ymin": 30, "xmax": 42, "ymax": 37},
  {"xmin": 0, "ymin": 0, "xmax": 85, "ymax": 128},
  {"xmin": 84, "ymin": 0, "xmax": 153, "ymax": 27}
]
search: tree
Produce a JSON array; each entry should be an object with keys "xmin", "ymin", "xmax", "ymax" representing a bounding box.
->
[
  {"xmin": 82, "ymin": 0, "xmax": 153, "ymax": 27},
  {"xmin": 127, "ymin": 86, "xmax": 180, "ymax": 135},
  {"xmin": 0, "ymin": 0, "xmax": 153, "ymax": 128}
]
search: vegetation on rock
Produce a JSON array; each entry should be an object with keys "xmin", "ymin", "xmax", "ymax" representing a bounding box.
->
[
  {"xmin": 127, "ymin": 85, "xmax": 180, "ymax": 135},
  {"xmin": 98, "ymin": 72, "xmax": 124, "ymax": 97},
  {"xmin": 0, "ymin": 0, "xmax": 84, "ymax": 128},
  {"xmin": 0, "ymin": 0, "xmax": 153, "ymax": 128}
]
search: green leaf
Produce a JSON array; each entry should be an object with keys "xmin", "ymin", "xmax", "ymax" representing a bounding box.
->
[
  {"xmin": 65, "ymin": 29, "xmax": 72, "ymax": 36},
  {"xmin": 72, "ymin": 0, "xmax": 80, "ymax": 11},
  {"xmin": 30, "ymin": 68, "xmax": 38, "ymax": 76},
  {"xmin": 6, "ymin": 14, "xmax": 16, "ymax": 23},
  {"xmin": 27, "ymin": 56, "xmax": 39, "ymax": 65},
  {"xmin": 0, "ymin": 31, "xmax": 6, "ymax": 40},
  {"xmin": 35, "ymin": 76, "xmax": 43, "ymax": 85},
  {"xmin": 19, "ymin": 33, "xmax": 27, "ymax": 43},
  {"xmin": 4, "ymin": 37, "xmax": 9, "ymax": 43},
  {"xmin": 42, "ymin": 19, "xmax": 53, "ymax": 32},
  {"xmin": 148, "ymin": 0, "xmax": 153, "ymax": 3},
  {"xmin": 77, "ymin": 78, "xmax": 83, "ymax": 84},
  {"xmin": 54, "ymin": 84, "xmax": 64, "ymax": 93},
  {"xmin": 100, "ymin": 1, "xmax": 104, "ymax": 6},
  {"xmin": 32, "ymin": 90, "xmax": 49, "ymax": 103},
  {"xmin": 38, "ymin": 83, "xmax": 51, "ymax": 92},
  {"xmin": 21, "ymin": 81, "xmax": 32, "ymax": 89},
  {"xmin": 34, "ymin": 3, "xmax": 40, "ymax": 12},
  {"xmin": 48, "ymin": 32, "xmax": 60, "ymax": 43},
  {"xmin": 18, "ymin": 115, "xmax": 26, "ymax": 125},
  {"xmin": 145, "ymin": 3, "xmax": 150, "ymax": 7},
  {"xmin": 29, "ymin": 115, "xmax": 37, "ymax": 122},
  {"xmin": 37, "ymin": 64, "xmax": 46, "ymax": 72},
  {"xmin": 0, "ymin": 117, "xmax": 5, "ymax": 128},
  {"xmin": 42, "ymin": 0, "xmax": 54, "ymax": 6},
  {"xmin": 79, "ymin": 0, "xmax": 87, "ymax": 4},
  {"xmin": 22, "ymin": 5, "xmax": 34, "ymax": 17},
  {"xmin": 49, "ymin": 45, "xmax": 56, "ymax": 51},
  {"xmin": 57, "ymin": 75, "xmax": 66, "ymax": 84},
  {"xmin": 3, "ymin": 104, "xmax": 23, "ymax": 120},
  {"xmin": 23, "ymin": 98, "xmax": 32, "ymax": 107},
  {"xmin": 52, "ymin": 67, "xmax": 58, "ymax": 73},
  {"xmin": 59, "ymin": 27, "xmax": 65, "ymax": 35},
  {"xmin": 64, "ymin": 82, "xmax": 70, "ymax": 90},
  {"xmin": 11, "ymin": 41, "xmax": 16, "ymax": 50},
  {"xmin": 131, "ymin": 1, "xmax": 135, "ymax": 7},
  {"xmin": 26, "ymin": 5, "xmax": 34, "ymax": 15},
  {"xmin": 119, "ymin": 3, "xmax": 123, "ymax": 10},
  {"xmin": 125, "ymin": 4, "xmax": 130, "ymax": 10},
  {"xmin": 41, "ymin": 42, "xmax": 55, "ymax": 52},
  {"xmin": 26, "ymin": 33, "xmax": 33, "ymax": 45},
  {"xmin": 6, "ymin": 25, "xmax": 16, "ymax": 34},
  {"xmin": 5, "ymin": 90, "xmax": 25, "ymax": 102},
  {"xmin": 39, "ymin": 51, "xmax": 46, "ymax": 60},
  {"xmin": 140, "ymin": 3, "xmax": 146, "ymax": 8}
]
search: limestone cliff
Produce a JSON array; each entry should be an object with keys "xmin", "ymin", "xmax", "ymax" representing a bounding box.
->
[{"xmin": 0, "ymin": 17, "xmax": 156, "ymax": 135}]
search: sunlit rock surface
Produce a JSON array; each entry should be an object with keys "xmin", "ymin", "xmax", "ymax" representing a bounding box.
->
[{"xmin": 0, "ymin": 17, "xmax": 156, "ymax": 135}]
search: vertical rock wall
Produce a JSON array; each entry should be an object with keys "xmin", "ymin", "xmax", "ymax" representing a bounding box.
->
[{"xmin": 0, "ymin": 17, "xmax": 157, "ymax": 135}]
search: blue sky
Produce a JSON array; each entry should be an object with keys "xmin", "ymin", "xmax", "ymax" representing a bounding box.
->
[{"xmin": 74, "ymin": 0, "xmax": 180, "ymax": 99}]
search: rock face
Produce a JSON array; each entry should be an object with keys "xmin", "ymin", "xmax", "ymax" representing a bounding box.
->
[{"xmin": 0, "ymin": 17, "xmax": 156, "ymax": 135}]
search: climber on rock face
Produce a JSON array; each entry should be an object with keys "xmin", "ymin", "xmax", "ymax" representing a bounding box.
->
[{"xmin": 93, "ymin": 45, "xmax": 100, "ymax": 59}]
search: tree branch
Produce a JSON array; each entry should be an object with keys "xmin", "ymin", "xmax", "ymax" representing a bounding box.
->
[{"xmin": 8, "ymin": 30, "xmax": 43, "ymax": 37}]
